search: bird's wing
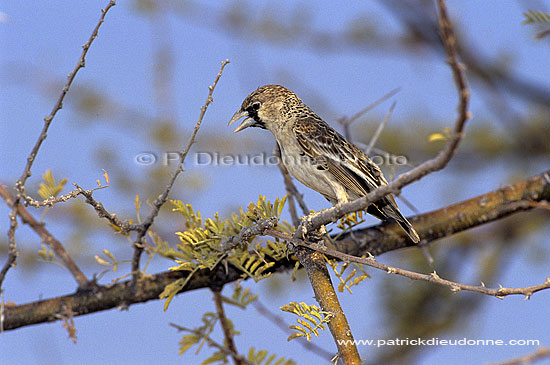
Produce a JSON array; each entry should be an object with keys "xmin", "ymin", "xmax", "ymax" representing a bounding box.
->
[
  {"xmin": 293, "ymin": 115, "xmax": 385, "ymax": 198},
  {"xmin": 293, "ymin": 113, "xmax": 420, "ymax": 243}
]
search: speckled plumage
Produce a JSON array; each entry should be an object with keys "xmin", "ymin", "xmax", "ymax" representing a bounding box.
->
[{"xmin": 228, "ymin": 84, "xmax": 419, "ymax": 243}]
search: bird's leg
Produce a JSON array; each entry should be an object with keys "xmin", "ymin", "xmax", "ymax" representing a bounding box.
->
[
  {"xmin": 297, "ymin": 208, "xmax": 330, "ymax": 240},
  {"xmin": 307, "ymin": 224, "xmax": 327, "ymax": 243},
  {"xmin": 298, "ymin": 215, "xmax": 309, "ymax": 240}
]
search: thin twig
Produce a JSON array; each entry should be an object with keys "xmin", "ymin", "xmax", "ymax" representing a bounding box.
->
[
  {"xmin": 213, "ymin": 290, "xmax": 245, "ymax": 365},
  {"xmin": 274, "ymin": 147, "xmax": 299, "ymax": 226},
  {"xmin": 281, "ymin": 182, "xmax": 299, "ymax": 227},
  {"xmin": 0, "ymin": 185, "xmax": 88, "ymax": 287},
  {"xmin": 0, "ymin": 0, "xmax": 117, "ymax": 291},
  {"xmin": 395, "ymin": 193, "xmax": 420, "ymax": 214},
  {"xmin": 298, "ymin": 0, "xmax": 470, "ymax": 237},
  {"xmin": 1, "ymin": 210, "xmax": 17, "ymax": 292},
  {"xmin": 131, "ymin": 59, "xmax": 230, "ymax": 282},
  {"xmin": 16, "ymin": 181, "xmax": 139, "ymax": 234},
  {"xmin": 268, "ymin": 229, "xmax": 550, "ymax": 299},
  {"xmin": 17, "ymin": 0, "xmax": 117, "ymax": 192},
  {"xmin": 489, "ymin": 347, "xmax": 550, "ymax": 365},
  {"xmin": 365, "ymin": 101, "xmax": 396, "ymax": 155},
  {"xmin": 15, "ymin": 177, "xmax": 138, "ymax": 234},
  {"xmin": 21, "ymin": 187, "xmax": 85, "ymax": 208},
  {"xmin": 170, "ymin": 322, "xmax": 253, "ymax": 365},
  {"xmin": 75, "ymin": 184, "xmax": 139, "ymax": 233},
  {"xmin": 338, "ymin": 88, "xmax": 400, "ymax": 140},
  {"xmin": 362, "ymin": 102, "xmax": 423, "ymax": 244},
  {"xmin": 274, "ymin": 146, "xmax": 309, "ymax": 226},
  {"xmin": 221, "ymin": 217, "xmax": 278, "ymax": 252}
]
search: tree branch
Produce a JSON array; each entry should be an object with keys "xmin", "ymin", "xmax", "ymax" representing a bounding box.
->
[
  {"xmin": 490, "ymin": 347, "xmax": 550, "ymax": 365},
  {"xmin": 0, "ymin": 0, "xmax": 117, "ymax": 291},
  {"xmin": 213, "ymin": 290, "xmax": 245, "ymax": 365},
  {"xmin": 337, "ymin": 88, "xmax": 400, "ymax": 141},
  {"xmin": 2, "ymin": 170, "xmax": 548, "ymax": 331},
  {"xmin": 282, "ymin": 5, "xmax": 469, "ymax": 358},
  {"xmin": 295, "ymin": 248, "xmax": 362, "ymax": 364},
  {"xmin": 0, "ymin": 185, "xmax": 88, "ymax": 287},
  {"xmin": 333, "ymin": 170, "xmax": 550, "ymax": 256},
  {"xmin": 270, "ymin": 229, "xmax": 550, "ymax": 299},
  {"xmin": 170, "ymin": 322, "xmax": 252, "ymax": 365},
  {"xmin": 75, "ymin": 184, "xmax": 139, "ymax": 233},
  {"xmin": 131, "ymin": 59, "xmax": 230, "ymax": 282},
  {"xmin": 298, "ymin": 0, "xmax": 470, "ymax": 238},
  {"xmin": 274, "ymin": 146, "xmax": 309, "ymax": 227},
  {"xmin": 365, "ymin": 101, "xmax": 395, "ymax": 155}
]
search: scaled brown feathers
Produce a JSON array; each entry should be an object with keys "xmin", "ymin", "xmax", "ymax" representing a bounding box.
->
[{"xmin": 229, "ymin": 85, "xmax": 420, "ymax": 243}]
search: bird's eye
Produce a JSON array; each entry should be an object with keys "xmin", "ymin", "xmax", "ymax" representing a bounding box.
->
[{"xmin": 251, "ymin": 101, "xmax": 261, "ymax": 110}]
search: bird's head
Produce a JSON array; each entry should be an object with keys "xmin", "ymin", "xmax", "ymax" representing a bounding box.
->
[{"xmin": 228, "ymin": 85, "xmax": 300, "ymax": 133}]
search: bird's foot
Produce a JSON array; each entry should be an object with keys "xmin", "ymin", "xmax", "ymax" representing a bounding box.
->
[{"xmin": 298, "ymin": 213, "xmax": 327, "ymax": 243}]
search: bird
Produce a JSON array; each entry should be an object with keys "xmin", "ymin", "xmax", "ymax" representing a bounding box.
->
[{"xmin": 228, "ymin": 84, "xmax": 420, "ymax": 243}]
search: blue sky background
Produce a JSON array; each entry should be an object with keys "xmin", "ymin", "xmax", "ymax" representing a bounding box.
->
[{"xmin": 1, "ymin": 1, "xmax": 549, "ymax": 364}]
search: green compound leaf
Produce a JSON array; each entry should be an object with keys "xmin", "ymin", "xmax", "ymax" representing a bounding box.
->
[{"xmin": 280, "ymin": 302, "xmax": 333, "ymax": 342}]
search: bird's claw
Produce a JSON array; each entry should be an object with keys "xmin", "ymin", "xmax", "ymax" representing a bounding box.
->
[{"xmin": 297, "ymin": 213, "xmax": 327, "ymax": 243}]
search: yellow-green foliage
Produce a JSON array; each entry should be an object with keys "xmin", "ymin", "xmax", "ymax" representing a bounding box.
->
[
  {"xmin": 324, "ymin": 255, "xmax": 370, "ymax": 294},
  {"xmin": 247, "ymin": 348, "xmax": 296, "ymax": 365},
  {"xmin": 94, "ymin": 249, "xmax": 131, "ymax": 273},
  {"xmin": 332, "ymin": 211, "xmax": 367, "ymax": 243},
  {"xmin": 221, "ymin": 283, "xmax": 258, "ymax": 309},
  {"xmin": 523, "ymin": 10, "xmax": 550, "ymax": 25},
  {"xmin": 37, "ymin": 244, "xmax": 55, "ymax": 263},
  {"xmin": 522, "ymin": 10, "xmax": 550, "ymax": 39},
  {"xmin": 37, "ymin": 169, "xmax": 68, "ymax": 200},
  {"xmin": 175, "ymin": 285, "xmax": 294, "ymax": 365},
  {"xmin": 280, "ymin": 302, "xmax": 333, "ymax": 341},
  {"xmin": 177, "ymin": 312, "xmax": 218, "ymax": 355},
  {"xmin": 335, "ymin": 211, "xmax": 365, "ymax": 232},
  {"xmin": 159, "ymin": 196, "xmax": 293, "ymax": 310}
]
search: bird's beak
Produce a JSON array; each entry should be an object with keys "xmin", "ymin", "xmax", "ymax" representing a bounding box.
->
[{"xmin": 228, "ymin": 109, "xmax": 255, "ymax": 133}]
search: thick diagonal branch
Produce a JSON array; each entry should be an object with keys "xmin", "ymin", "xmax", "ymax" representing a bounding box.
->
[
  {"xmin": 0, "ymin": 186, "xmax": 88, "ymax": 287},
  {"xmin": 295, "ymin": 248, "xmax": 361, "ymax": 364},
  {"xmin": 334, "ymin": 170, "xmax": 550, "ymax": 256}
]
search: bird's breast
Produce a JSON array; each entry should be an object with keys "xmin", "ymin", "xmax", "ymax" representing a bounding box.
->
[{"xmin": 277, "ymin": 139, "xmax": 338, "ymax": 202}]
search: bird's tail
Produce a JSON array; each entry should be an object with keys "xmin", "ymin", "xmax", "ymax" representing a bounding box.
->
[
  {"xmin": 394, "ymin": 215, "xmax": 420, "ymax": 243},
  {"xmin": 372, "ymin": 199, "xmax": 420, "ymax": 243}
]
